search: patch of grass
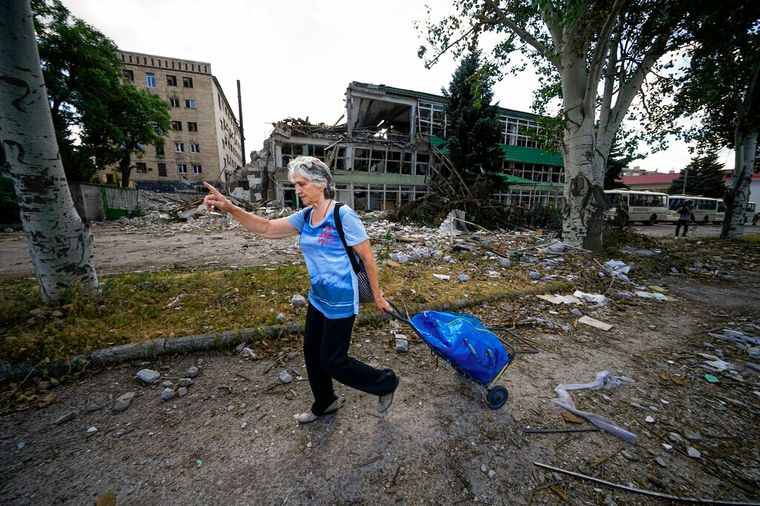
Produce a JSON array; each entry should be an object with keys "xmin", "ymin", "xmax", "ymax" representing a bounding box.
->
[{"xmin": 0, "ymin": 252, "xmax": 568, "ymax": 367}]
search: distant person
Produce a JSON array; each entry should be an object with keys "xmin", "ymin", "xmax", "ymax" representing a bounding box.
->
[
  {"xmin": 675, "ymin": 201, "xmax": 692, "ymax": 237},
  {"xmin": 202, "ymin": 156, "xmax": 399, "ymax": 424}
]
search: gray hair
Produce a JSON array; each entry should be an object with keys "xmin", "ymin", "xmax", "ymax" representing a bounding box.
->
[{"xmin": 287, "ymin": 156, "xmax": 335, "ymax": 199}]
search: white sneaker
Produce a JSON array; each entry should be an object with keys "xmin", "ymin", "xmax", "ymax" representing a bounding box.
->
[
  {"xmin": 294, "ymin": 398, "xmax": 341, "ymax": 424},
  {"xmin": 377, "ymin": 375, "xmax": 400, "ymax": 413}
]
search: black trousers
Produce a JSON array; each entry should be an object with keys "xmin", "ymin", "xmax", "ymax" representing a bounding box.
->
[
  {"xmin": 304, "ymin": 303, "xmax": 397, "ymax": 415},
  {"xmin": 675, "ymin": 220, "xmax": 689, "ymax": 236}
]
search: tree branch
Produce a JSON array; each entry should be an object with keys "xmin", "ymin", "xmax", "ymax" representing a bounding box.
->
[
  {"xmin": 425, "ymin": 24, "xmax": 479, "ymax": 68},
  {"xmin": 482, "ymin": 0, "xmax": 559, "ymax": 68},
  {"xmin": 585, "ymin": 0, "xmax": 626, "ymax": 107}
]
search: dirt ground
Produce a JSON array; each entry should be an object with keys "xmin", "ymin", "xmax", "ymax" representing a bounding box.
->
[{"xmin": 1, "ymin": 221, "xmax": 759, "ymax": 505}]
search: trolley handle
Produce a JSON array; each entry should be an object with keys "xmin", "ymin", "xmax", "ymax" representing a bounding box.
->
[{"xmin": 384, "ymin": 300, "xmax": 410, "ymax": 324}]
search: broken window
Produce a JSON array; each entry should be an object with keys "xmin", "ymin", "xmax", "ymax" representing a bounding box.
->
[
  {"xmin": 157, "ymin": 163, "xmax": 167, "ymax": 177},
  {"xmin": 175, "ymin": 142, "xmax": 184, "ymax": 152},
  {"xmin": 171, "ymin": 121, "xmax": 182, "ymax": 131},
  {"xmin": 281, "ymin": 143, "xmax": 304, "ymax": 167},
  {"xmin": 166, "ymin": 75, "xmax": 177, "ymax": 86},
  {"xmin": 155, "ymin": 144, "xmax": 164, "ymax": 157},
  {"xmin": 335, "ymin": 148, "xmax": 348, "ymax": 170},
  {"xmin": 400, "ymin": 186, "xmax": 413, "ymax": 204},
  {"xmin": 384, "ymin": 186, "xmax": 399, "ymax": 211},
  {"xmin": 503, "ymin": 117, "xmax": 539, "ymax": 147},
  {"xmin": 369, "ymin": 187, "xmax": 383, "ymax": 211},
  {"xmin": 306, "ymin": 144, "xmax": 326, "ymax": 161},
  {"xmin": 418, "ymin": 102, "xmax": 446, "ymax": 137},
  {"xmin": 401, "ymin": 153, "xmax": 413, "ymax": 175},
  {"xmin": 188, "ymin": 122, "xmax": 198, "ymax": 132},
  {"xmin": 353, "ymin": 185, "xmax": 368, "ymax": 211},
  {"xmin": 386, "ymin": 151, "xmax": 402, "ymax": 174},
  {"xmin": 183, "ymin": 76, "xmax": 193, "ymax": 88},
  {"xmin": 192, "ymin": 164, "xmax": 202, "ymax": 174},
  {"xmin": 353, "ymin": 148, "xmax": 369, "ymax": 172},
  {"xmin": 136, "ymin": 162, "xmax": 148, "ymax": 173},
  {"xmin": 370, "ymin": 148, "xmax": 386, "ymax": 173},
  {"xmin": 177, "ymin": 163, "xmax": 188, "ymax": 174},
  {"xmin": 122, "ymin": 69, "xmax": 134, "ymax": 81}
]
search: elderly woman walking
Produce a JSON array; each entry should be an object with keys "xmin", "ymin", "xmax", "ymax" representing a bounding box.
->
[{"xmin": 203, "ymin": 156, "xmax": 399, "ymax": 423}]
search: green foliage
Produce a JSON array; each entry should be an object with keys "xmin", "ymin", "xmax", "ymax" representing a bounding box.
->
[
  {"xmin": 0, "ymin": 177, "xmax": 19, "ymax": 223},
  {"xmin": 667, "ymin": 153, "xmax": 726, "ymax": 198},
  {"xmin": 604, "ymin": 130, "xmax": 640, "ymax": 190},
  {"xmin": 32, "ymin": 0, "xmax": 170, "ymax": 185},
  {"xmin": 443, "ymin": 50, "xmax": 504, "ymax": 195}
]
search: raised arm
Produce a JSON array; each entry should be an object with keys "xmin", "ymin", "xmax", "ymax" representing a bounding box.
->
[{"xmin": 203, "ymin": 182, "xmax": 298, "ymax": 239}]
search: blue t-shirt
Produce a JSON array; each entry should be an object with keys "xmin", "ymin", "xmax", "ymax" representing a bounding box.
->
[{"xmin": 288, "ymin": 204, "xmax": 368, "ymax": 318}]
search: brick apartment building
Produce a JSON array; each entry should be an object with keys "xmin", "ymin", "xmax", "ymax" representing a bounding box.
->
[{"xmin": 102, "ymin": 51, "xmax": 242, "ymax": 190}]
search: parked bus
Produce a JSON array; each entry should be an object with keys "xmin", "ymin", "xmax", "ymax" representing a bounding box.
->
[
  {"xmin": 716, "ymin": 200, "xmax": 755, "ymax": 223},
  {"xmin": 604, "ymin": 190, "xmax": 669, "ymax": 225},
  {"xmin": 666, "ymin": 195, "xmax": 723, "ymax": 224}
]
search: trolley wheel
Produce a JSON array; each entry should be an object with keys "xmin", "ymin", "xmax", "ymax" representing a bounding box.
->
[
  {"xmin": 702, "ymin": 215, "xmax": 709, "ymax": 224},
  {"xmin": 486, "ymin": 386, "xmax": 508, "ymax": 410},
  {"xmin": 648, "ymin": 214, "xmax": 658, "ymax": 226}
]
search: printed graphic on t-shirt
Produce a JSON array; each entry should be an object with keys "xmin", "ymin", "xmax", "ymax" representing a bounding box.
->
[{"xmin": 317, "ymin": 225, "xmax": 337, "ymax": 246}]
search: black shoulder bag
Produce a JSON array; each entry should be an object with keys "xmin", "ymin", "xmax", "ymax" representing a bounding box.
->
[{"xmin": 333, "ymin": 203, "xmax": 375, "ymax": 302}]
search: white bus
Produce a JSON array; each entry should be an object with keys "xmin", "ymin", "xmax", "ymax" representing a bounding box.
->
[
  {"xmin": 604, "ymin": 190, "xmax": 669, "ymax": 225},
  {"xmin": 666, "ymin": 195, "xmax": 723, "ymax": 224}
]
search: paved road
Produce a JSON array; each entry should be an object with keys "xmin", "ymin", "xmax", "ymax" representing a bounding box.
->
[{"xmin": 632, "ymin": 222, "xmax": 760, "ymax": 238}]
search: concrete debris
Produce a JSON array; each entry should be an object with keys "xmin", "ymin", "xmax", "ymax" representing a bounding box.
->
[
  {"xmin": 572, "ymin": 291, "xmax": 608, "ymax": 305},
  {"xmin": 291, "ymin": 294, "xmax": 307, "ymax": 307},
  {"xmin": 578, "ymin": 316, "xmax": 612, "ymax": 331},
  {"xmin": 112, "ymin": 392, "xmax": 136, "ymax": 413},
  {"xmin": 687, "ymin": 447, "xmax": 701, "ymax": 458},
  {"xmin": 185, "ymin": 366, "xmax": 199, "ymax": 378},
  {"xmin": 432, "ymin": 274, "xmax": 450, "ymax": 281},
  {"xmin": 634, "ymin": 291, "xmax": 669, "ymax": 301},
  {"xmin": 136, "ymin": 369, "xmax": 161, "ymax": 384},
  {"xmin": 395, "ymin": 334, "xmax": 409, "ymax": 353},
  {"xmin": 458, "ymin": 273, "xmax": 470, "ymax": 283},
  {"xmin": 279, "ymin": 370, "xmax": 293, "ymax": 384},
  {"xmin": 603, "ymin": 260, "xmax": 631, "ymax": 282},
  {"xmin": 161, "ymin": 388, "xmax": 176, "ymax": 401},
  {"xmin": 437, "ymin": 209, "xmax": 466, "ymax": 237}
]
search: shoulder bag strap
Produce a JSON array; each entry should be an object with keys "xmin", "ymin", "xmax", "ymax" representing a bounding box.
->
[{"xmin": 333, "ymin": 202, "xmax": 361, "ymax": 274}]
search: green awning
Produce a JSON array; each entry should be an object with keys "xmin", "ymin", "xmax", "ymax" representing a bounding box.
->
[
  {"xmin": 429, "ymin": 136, "xmax": 563, "ymax": 167},
  {"xmin": 499, "ymin": 144, "xmax": 564, "ymax": 167},
  {"xmin": 430, "ymin": 135, "xmax": 449, "ymax": 154},
  {"xmin": 497, "ymin": 174, "xmax": 540, "ymax": 186}
]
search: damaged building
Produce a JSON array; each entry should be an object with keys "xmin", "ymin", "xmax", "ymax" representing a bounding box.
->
[{"xmin": 249, "ymin": 82, "xmax": 564, "ymax": 210}]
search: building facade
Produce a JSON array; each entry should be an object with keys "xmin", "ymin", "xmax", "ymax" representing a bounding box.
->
[
  {"xmin": 103, "ymin": 51, "xmax": 242, "ymax": 190},
  {"xmin": 249, "ymin": 82, "xmax": 564, "ymax": 210}
]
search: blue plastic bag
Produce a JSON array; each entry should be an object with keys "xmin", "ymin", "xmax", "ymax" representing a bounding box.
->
[{"xmin": 410, "ymin": 311, "xmax": 510, "ymax": 386}]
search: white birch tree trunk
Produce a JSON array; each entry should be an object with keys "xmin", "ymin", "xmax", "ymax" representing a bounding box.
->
[
  {"xmin": 722, "ymin": 131, "xmax": 757, "ymax": 239},
  {"xmin": 559, "ymin": 60, "xmax": 607, "ymax": 251},
  {"xmin": 0, "ymin": 0, "xmax": 98, "ymax": 301}
]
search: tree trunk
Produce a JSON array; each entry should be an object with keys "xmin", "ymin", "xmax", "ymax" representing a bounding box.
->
[
  {"xmin": 560, "ymin": 61, "xmax": 606, "ymax": 251},
  {"xmin": 0, "ymin": 0, "xmax": 98, "ymax": 301},
  {"xmin": 721, "ymin": 131, "xmax": 757, "ymax": 239},
  {"xmin": 119, "ymin": 152, "xmax": 132, "ymax": 188}
]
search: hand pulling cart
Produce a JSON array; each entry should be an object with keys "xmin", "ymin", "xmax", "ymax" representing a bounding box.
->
[{"xmin": 386, "ymin": 302, "xmax": 534, "ymax": 409}]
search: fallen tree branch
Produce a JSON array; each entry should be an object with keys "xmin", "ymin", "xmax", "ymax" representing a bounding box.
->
[{"xmin": 533, "ymin": 462, "xmax": 760, "ymax": 505}]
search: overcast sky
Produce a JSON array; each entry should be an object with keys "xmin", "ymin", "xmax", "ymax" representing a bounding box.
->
[{"xmin": 61, "ymin": 0, "xmax": 731, "ymax": 172}]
